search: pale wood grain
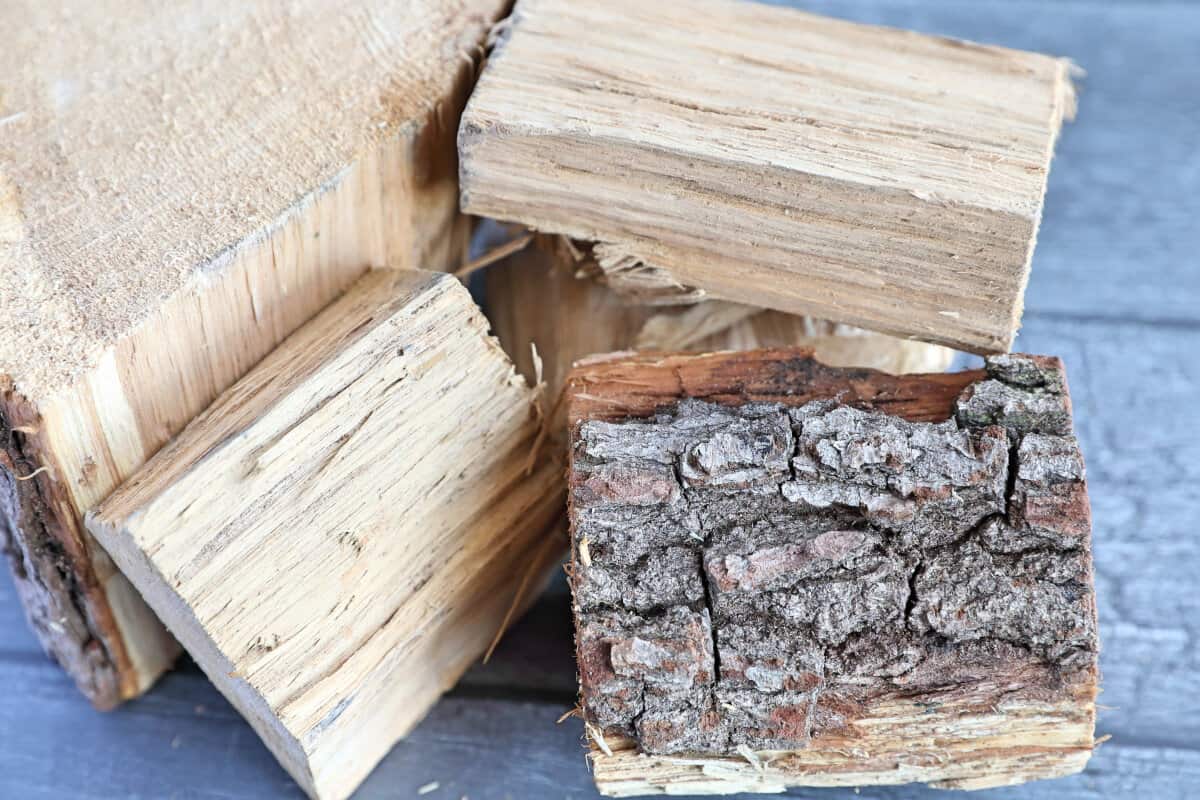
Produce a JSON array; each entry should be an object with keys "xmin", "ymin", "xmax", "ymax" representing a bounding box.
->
[
  {"xmin": 0, "ymin": 0, "xmax": 1197, "ymax": 796},
  {"xmin": 86, "ymin": 271, "xmax": 562, "ymax": 800},
  {"xmin": 484, "ymin": 235, "xmax": 954, "ymax": 415},
  {"xmin": 590, "ymin": 698, "xmax": 1093, "ymax": 796},
  {"xmin": 0, "ymin": 0, "xmax": 507, "ymax": 706},
  {"xmin": 678, "ymin": 310, "xmax": 956, "ymax": 376},
  {"xmin": 370, "ymin": 706, "xmax": 1194, "ymax": 800},
  {"xmin": 0, "ymin": 662, "xmax": 1192, "ymax": 800},
  {"xmin": 792, "ymin": 0, "xmax": 1200, "ymax": 324},
  {"xmin": 460, "ymin": 0, "xmax": 1076, "ymax": 354}
]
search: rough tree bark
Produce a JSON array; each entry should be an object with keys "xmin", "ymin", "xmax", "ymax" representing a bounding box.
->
[{"xmin": 566, "ymin": 351, "xmax": 1098, "ymax": 794}]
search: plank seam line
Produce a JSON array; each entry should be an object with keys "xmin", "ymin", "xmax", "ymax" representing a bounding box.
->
[{"xmin": 1023, "ymin": 310, "xmax": 1200, "ymax": 331}]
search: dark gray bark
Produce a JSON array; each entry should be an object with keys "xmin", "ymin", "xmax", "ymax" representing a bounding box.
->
[
  {"xmin": 1, "ymin": 406, "xmax": 122, "ymax": 708},
  {"xmin": 569, "ymin": 354, "xmax": 1097, "ymax": 755}
]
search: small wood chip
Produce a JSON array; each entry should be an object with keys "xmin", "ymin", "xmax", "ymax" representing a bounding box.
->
[
  {"xmin": 586, "ymin": 722, "xmax": 614, "ymax": 757},
  {"xmin": 13, "ymin": 465, "xmax": 51, "ymax": 482},
  {"xmin": 454, "ymin": 232, "xmax": 534, "ymax": 279},
  {"xmin": 560, "ymin": 235, "xmax": 584, "ymax": 262},
  {"xmin": 736, "ymin": 744, "xmax": 765, "ymax": 773},
  {"xmin": 522, "ymin": 342, "xmax": 549, "ymax": 476}
]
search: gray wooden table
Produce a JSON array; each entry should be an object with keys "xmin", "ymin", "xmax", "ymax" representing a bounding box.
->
[{"xmin": 3, "ymin": 0, "xmax": 1197, "ymax": 797}]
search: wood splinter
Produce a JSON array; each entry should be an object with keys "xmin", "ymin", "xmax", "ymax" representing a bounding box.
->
[
  {"xmin": 565, "ymin": 349, "xmax": 1098, "ymax": 795},
  {"xmin": 86, "ymin": 270, "xmax": 563, "ymax": 800}
]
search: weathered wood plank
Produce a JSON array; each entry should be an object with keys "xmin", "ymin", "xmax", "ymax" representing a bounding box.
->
[
  {"xmin": 1011, "ymin": 317, "xmax": 1200, "ymax": 750},
  {"xmin": 458, "ymin": 574, "xmax": 580, "ymax": 700},
  {"xmin": 0, "ymin": 664, "xmax": 1196, "ymax": 800},
  {"xmin": 0, "ymin": 660, "xmax": 296, "ymax": 800}
]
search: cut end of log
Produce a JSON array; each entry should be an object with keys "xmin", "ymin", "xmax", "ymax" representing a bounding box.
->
[{"xmin": 566, "ymin": 349, "xmax": 1098, "ymax": 794}]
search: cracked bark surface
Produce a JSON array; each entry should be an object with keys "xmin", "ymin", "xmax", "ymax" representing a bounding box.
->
[{"xmin": 567, "ymin": 350, "xmax": 1097, "ymax": 793}]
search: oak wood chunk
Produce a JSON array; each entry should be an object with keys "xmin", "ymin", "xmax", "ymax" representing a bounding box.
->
[
  {"xmin": 86, "ymin": 271, "xmax": 562, "ymax": 800},
  {"xmin": 460, "ymin": 0, "xmax": 1076, "ymax": 353},
  {"xmin": 484, "ymin": 235, "xmax": 954, "ymax": 415},
  {"xmin": 0, "ymin": 0, "xmax": 507, "ymax": 707},
  {"xmin": 566, "ymin": 351, "xmax": 1098, "ymax": 795}
]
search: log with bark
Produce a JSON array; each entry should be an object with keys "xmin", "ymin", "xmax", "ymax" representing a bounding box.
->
[
  {"xmin": 86, "ymin": 270, "xmax": 563, "ymax": 800},
  {"xmin": 0, "ymin": 0, "xmax": 507, "ymax": 707},
  {"xmin": 460, "ymin": 0, "xmax": 1077, "ymax": 353},
  {"xmin": 566, "ymin": 349, "xmax": 1098, "ymax": 795}
]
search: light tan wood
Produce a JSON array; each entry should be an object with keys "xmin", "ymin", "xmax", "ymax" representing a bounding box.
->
[
  {"xmin": 589, "ymin": 695, "xmax": 1094, "ymax": 796},
  {"xmin": 485, "ymin": 236, "xmax": 659, "ymax": 412},
  {"xmin": 483, "ymin": 236, "xmax": 955, "ymax": 413},
  {"xmin": 460, "ymin": 0, "xmax": 1077, "ymax": 353},
  {"xmin": 86, "ymin": 270, "xmax": 562, "ymax": 800},
  {"xmin": 0, "ymin": 0, "xmax": 507, "ymax": 706}
]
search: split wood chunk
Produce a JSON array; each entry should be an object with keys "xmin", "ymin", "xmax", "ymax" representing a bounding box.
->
[
  {"xmin": 566, "ymin": 350, "xmax": 1098, "ymax": 795},
  {"xmin": 460, "ymin": 0, "xmax": 1077, "ymax": 353},
  {"xmin": 484, "ymin": 235, "xmax": 954, "ymax": 417},
  {"xmin": 86, "ymin": 271, "xmax": 563, "ymax": 800},
  {"xmin": 0, "ymin": 0, "xmax": 507, "ymax": 707}
]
